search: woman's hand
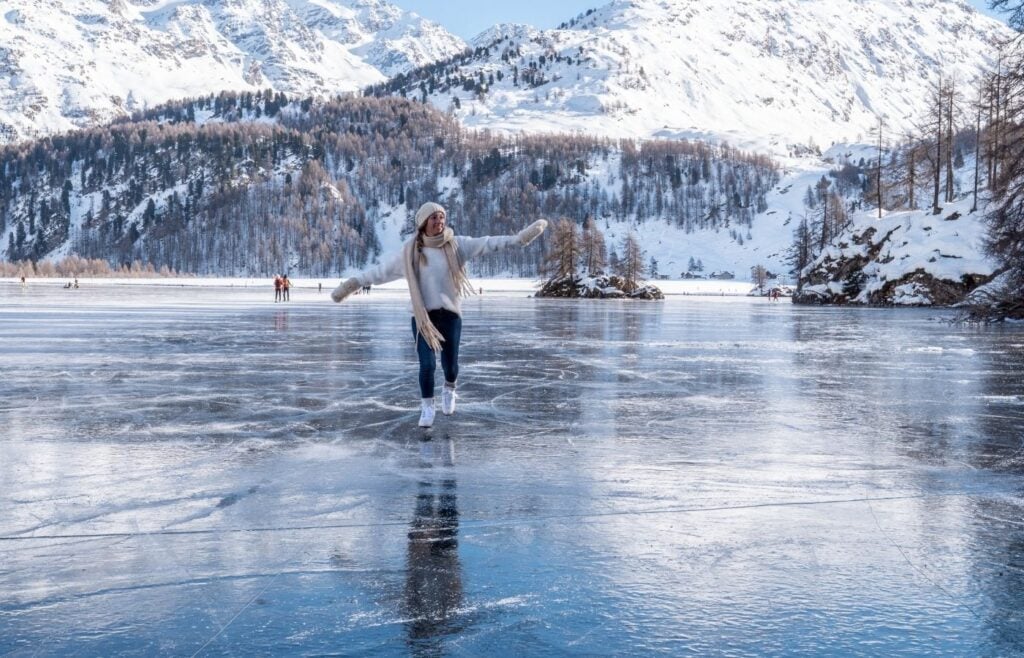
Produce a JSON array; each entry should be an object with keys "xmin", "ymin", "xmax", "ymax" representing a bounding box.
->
[
  {"xmin": 517, "ymin": 219, "xmax": 548, "ymax": 246},
  {"xmin": 331, "ymin": 278, "xmax": 361, "ymax": 302}
]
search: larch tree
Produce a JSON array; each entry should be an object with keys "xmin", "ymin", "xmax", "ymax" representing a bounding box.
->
[
  {"xmin": 972, "ymin": 78, "xmax": 985, "ymax": 213},
  {"xmin": 944, "ymin": 76, "xmax": 965, "ymax": 204},
  {"xmin": 580, "ymin": 215, "xmax": 607, "ymax": 275},
  {"xmin": 814, "ymin": 176, "xmax": 833, "ymax": 249},
  {"xmin": 542, "ymin": 218, "xmax": 582, "ymax": 280},
  {"xmin": 877, "ymin": 118, "xmax": 885, "ymax": 216},
  {"xmin": 615, "ymin": 232, "xmax": 645, "ymax": 293},
  {"xmin": 962, "ymin": 0, "xmax": 1024, "ymax": 319},
  {"xmin": 927, "ymin": 72, "xmax": 947, "ymax": 214},
  {"xmin": 750, "ymin": 264, "xmax": 769, "ymax": 294}
]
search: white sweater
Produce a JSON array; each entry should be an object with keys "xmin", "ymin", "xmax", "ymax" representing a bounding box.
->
[{"xmin": 354, "ymin": 234, "xmax": 519, "ymax": 315}]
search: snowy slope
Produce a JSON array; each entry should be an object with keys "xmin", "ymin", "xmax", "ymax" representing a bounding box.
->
[
  {"xmin": 392, "ymin": 0, "xmax": 1009, "ymax": 150},
  {"xmin": 798, "ymin": 191, "xmax": 996, "ymax": 306},
  {"xmin": 0, "ymin": 0, "xmax": 466, "ymax": 144}
]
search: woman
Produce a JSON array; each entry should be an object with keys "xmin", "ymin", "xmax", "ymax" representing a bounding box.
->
[{"xmin": 332, "ymin": 202, "xmax": 546, "ymax": 427}]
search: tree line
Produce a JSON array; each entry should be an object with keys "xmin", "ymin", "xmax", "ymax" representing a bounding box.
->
[
  {"xmin": 978, "ymin": 0, "xmax": 1024, "ymax": 319},
  {"xmin": 1, "ymin": 93, "xmax": 779, "ymax": 277}
]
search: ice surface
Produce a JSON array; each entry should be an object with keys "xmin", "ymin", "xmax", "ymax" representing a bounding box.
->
[{"xmin": 2, "ymin": 281, "xmax": 1024, "ymax": 655}]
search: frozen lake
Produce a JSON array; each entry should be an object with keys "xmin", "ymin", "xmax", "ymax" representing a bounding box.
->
[{"xmin": 2, "ymin": 281, "xmax": 1024, "ymax": 656}]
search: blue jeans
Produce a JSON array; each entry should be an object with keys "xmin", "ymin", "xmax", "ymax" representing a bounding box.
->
[{"xmin": 412, "ymin": 309, "xmax": 462, "ymax": 399}]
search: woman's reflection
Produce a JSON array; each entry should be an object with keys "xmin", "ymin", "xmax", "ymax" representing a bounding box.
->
[{"xmin": 404, "ymin": 436, "xmax": 463, "ymax": 652}]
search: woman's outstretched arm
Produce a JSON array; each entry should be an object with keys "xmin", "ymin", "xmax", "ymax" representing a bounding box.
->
[
  {"xmin": 457, "ymin": 219, "xmax": 548, "ymax": 261},
  {"xmin": 331, "ymin": 249, "xmax": 406, "ymax": 302}
]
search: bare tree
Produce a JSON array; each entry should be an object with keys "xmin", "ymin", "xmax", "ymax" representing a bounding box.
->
[
  {"xmin": 944, "ymin": 75, "xmax": 965, "ymax": 203},
  {"xmin": 972, "ymin": 79, "xmax": 984, "ymax": 213},
  {"xmin": 871, "ymin": 117, "xmax": 884, "ymax": 217},
  {"xmin": 580, "ymin": 215, "xmax": 607, "ymax": 275},
  {"xmin": 615, "ymin": 232, "xmax": 645, "ymax": 293},
  {"xmin": 750, "ymin": 264, "xmax": 769, "ymax": 294},
  {"xmin": 971, "ymin": 1, "xmax": 1024, "ymax": 318},
  {"xmin": 542, "ymin": 218, "xmax": 581, "ymax": 280},
  {"xmin": 928, "ymin": 72, "xmax": 946, "ymax": 214},
  {"xmin": 815, "ymin": 176, "xmax": 832, "ymax": 250},
  {"xmin": 905, "ymin": 136, "xmax": 923, "ymax": 210},
  {"xmin": 991, "ymin": 0, "xmax": 1024, "ymax": 30},
  {"xmin": 827, "ymin": 192, "xmax": 849, "ymax": 238}
]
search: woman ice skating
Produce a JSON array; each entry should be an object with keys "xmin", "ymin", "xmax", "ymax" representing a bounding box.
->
[{"xmin": 332, "ymin": 202, "xmax": 547, "ymax": 427}]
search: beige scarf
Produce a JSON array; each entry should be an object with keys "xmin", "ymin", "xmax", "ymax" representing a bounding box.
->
[{"xmin": 404, "ymin": 227, "xmax": 476, "ymax": 351}]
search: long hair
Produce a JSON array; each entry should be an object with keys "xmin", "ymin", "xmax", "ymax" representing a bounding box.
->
[{"xmin": 414, "ymin": 225, "xmax": 428, "ymax": 266}]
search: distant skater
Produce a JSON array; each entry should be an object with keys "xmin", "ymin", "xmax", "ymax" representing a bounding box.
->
[
  {"xmin": 318, "ymin": 282, "xmax": 322, "ymax": 293},
  {"xmin": 332, "ymin": 202, "xmax": 547, "ymax": 427},
  {"xmin": 274, "ymin": 275, "xmax": 283, "ymax": 302},
  {"xmin": 282, "ymin": 275, "xmax": 291, "ymax": 302}
]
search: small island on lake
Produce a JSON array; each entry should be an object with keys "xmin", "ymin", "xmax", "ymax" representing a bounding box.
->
[{"xmin": 533, "ymin": 218, "xmax": 663, "ymax": 300}]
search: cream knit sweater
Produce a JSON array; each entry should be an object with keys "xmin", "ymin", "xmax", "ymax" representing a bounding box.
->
[{"xmin": 354, "ymin": 235, "xmax": 519, "ymax": 315}]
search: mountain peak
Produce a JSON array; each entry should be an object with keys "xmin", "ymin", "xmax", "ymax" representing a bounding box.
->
[
  {"xmin": 0, "ymin": 0, "xmax": 467, "ymax": 144},
  {"xmin": 472, "ymin": 23, "xmax": 541, "ymax": 48},
  {"xmin": 381, "ymin": 0, "xmax": 1010, "ymax": 149}
]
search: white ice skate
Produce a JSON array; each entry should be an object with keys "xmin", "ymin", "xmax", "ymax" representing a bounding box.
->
[
  {"xmin": 418, "ymin": 398, "xmax": 435, "ymax": 427},
  {"xmin": 442, "ymin": 386, "xmax": 457, "ymax": 416}
]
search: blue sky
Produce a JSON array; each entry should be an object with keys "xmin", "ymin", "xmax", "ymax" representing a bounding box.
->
[
  {"xmin": 399, "ymin": 0, "xmax": 1009, "ymax": 40},
  {"xmin": 398, "ymin": 0, "xmax": 598, "ymax": 39},
  {"xmin": 969, "ymin": 0, "xmax": 1011, "ymax": 21}
]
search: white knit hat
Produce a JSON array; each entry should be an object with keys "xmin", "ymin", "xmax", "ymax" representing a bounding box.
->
[{"xmin": 415, "ymin": 202, "xmax": 446, "ymax": 230}]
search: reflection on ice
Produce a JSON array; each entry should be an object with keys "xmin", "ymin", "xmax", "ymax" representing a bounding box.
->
[
  {"xmin": 405, "ymin": 474, "xmax": 463, "ymax": 652},
  {"xmin": 1, "ymin": 282, "xmax": 1024, "ymax": 655}
]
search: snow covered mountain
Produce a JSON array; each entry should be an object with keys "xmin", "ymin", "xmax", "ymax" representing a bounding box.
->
[
  {"xmin": 0, "ymin": 0, "xmax": 1009, "ymax": 296},
  {"xmin": 378, "ymin": 0, "xmax": 1011, "ymax": 149},
  {"xmin": 2, "ymin": 0, "xmax": 1011, "ymax": 149},
  {"xmin": 0, "ymin": 0, "xmax": 466, "ymax": 144}
]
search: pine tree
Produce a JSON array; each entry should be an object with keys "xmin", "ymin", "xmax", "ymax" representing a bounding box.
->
[
  {"xmin": 804, "ymin": 185, "xmax": 816, "ymax": 209},
  {"xmin": 789, "ymin": 214, "xmax": 814, "ymax": 293}
]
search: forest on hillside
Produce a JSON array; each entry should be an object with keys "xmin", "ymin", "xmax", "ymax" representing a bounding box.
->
[
  {"xmin": 0, "ymin": 93, "xmax": 779, "ymax": 277},
  {"xmin": 784, "ymin": 21, "xmax": 1024, "ymax": 320}
]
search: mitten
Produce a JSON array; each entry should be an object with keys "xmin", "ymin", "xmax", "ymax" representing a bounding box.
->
[
  {"xmin": 331, "ymin": 277, "xmax": 361, "ymax": 303},
  {"xmin": 517, "ymin": 219, "xmax": 548, "ymax": 246}
]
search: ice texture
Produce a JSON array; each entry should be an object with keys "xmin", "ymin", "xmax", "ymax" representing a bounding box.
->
[{"xmin": 2, "ymin": 282, "xmax": 1024, "ymax": 655}]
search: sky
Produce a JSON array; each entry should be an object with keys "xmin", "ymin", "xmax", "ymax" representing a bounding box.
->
[
  {"xmin": 397, "ymin": 0, "xmax": 607, "ymax": 40},
  {"xmin": 399, "ymin": 0, "xmax": 1009, "ymax": 40},
  {"xmin": 970, "ymin": 0, "xmax": 1012, "ymax": 21}
]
